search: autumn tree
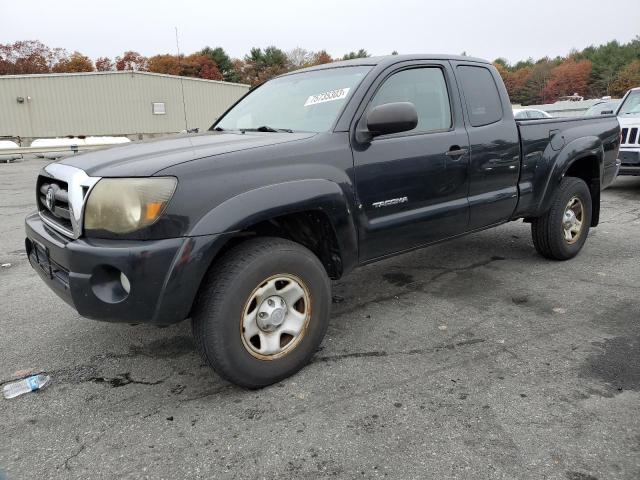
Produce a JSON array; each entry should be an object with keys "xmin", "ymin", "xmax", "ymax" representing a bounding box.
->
[
  {"xmin": 148, "ymin": 53, "xmax": 223, "ymax": 80},
  {"xmin": 492, "ymin": 61, "xmax": 510, "ymax": 86},
  {"xmin": 199, "ymin": 46, "xmax": 238, "ymax": 82},
  {"xmin": 115, "ymin": 51, "xmax": 148, "ymax": 71},
  {"xmin": 148, "ymin": 54, "xmax": 181, "ymax": 75},
  {"xmin": 182, "ymin": 54, "xmax": 222, "ymax": 80},
  {"xmin": 312, "ymin": 50, "xmax": 333, "ymax": 65},
  {"xmin": 94, "ymin": 57, "xmax": 114, "ymax": 71},
  {"xmin": 0, "ymin": 40, "xmax": 67, "ymax": 74},
  {"xmin": 507, "ymin": 67, "xmax": 533, "ymax": 104},
  {"xmin": 611, "ymin": 60, "xmax": 640, "ymax": 97},
  {"xmin": 542, "ymin": 59, "xmax": 592, "ymax": 102},
  {"xmin": 52, "ymin": 51, "xmax": 94, "ymax": 73},
  {"xmin": 521, "ymin": 58, "xmax": 556, "ymax": 104},
  {"xmin": 4, "ymin": 37, "xmax": 639, "ymax": 102}
]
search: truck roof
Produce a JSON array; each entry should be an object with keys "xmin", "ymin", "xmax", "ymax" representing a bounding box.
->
[{"xmin": 283, "ymin": 54, "xmax": 490, "ymax": 76}]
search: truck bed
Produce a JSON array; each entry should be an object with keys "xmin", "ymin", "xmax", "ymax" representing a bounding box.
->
[{"xmin": 513, "ymin": 114, "xmax": 621, "ymax": 220}]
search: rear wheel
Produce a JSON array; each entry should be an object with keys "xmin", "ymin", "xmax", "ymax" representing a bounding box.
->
[
  {"xmin": 531, "ymin": 177, "xmax": 592, "ymax": 260},
  {"xmin": 192, "ymin": 237, "xmax": 331, "ymax": 388}
]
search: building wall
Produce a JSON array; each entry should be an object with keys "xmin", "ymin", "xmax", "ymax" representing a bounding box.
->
[{"xmin": 0, "ymin": 71, "xmax": 249, "ymax": 141}]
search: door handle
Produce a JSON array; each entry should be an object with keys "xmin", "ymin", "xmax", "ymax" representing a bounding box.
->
[{"xmin": 445, "ymin": 146, "xmax": 468, "ymax": 158}]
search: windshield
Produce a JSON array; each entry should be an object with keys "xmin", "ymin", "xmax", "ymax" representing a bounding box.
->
[
  {"xmin": 618, "ymin": 91, "xmax": 640, "ymax": 117},
  {"xmin": 214, "ymin": 66, "xmax": 372, "ymax": 133}
]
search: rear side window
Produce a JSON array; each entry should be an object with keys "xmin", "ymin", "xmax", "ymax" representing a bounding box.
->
[
  {"xmin": 370, "ymin": 67, "xmax": 452, "ymax": 133},
  {"xmin": 457, "ymin": 66, "xmax": 503, "ymax": 127}
]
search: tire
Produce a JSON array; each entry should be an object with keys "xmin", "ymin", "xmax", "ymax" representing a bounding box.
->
[
  {"xmin": 531, "ymin": 177, "xmax": 592, "ymax": 260},
  {"xmin": 191, "ymin": 237, "xmax": 331, "ymax": 388}
]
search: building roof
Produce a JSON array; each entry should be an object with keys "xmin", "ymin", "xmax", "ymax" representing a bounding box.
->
[{"xmin": 0, "ymin": 70, "xmax": 249, "ymax": 88}]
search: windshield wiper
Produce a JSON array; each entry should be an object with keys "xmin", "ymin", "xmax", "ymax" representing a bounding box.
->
[{"xmin": 242, "ymin": 125, "xmax": 294, "ymax": 133}]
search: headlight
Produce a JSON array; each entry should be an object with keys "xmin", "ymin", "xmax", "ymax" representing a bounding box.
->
[{"xmin": 84, "ymin": 177, "xmax": 177, "ymax": 234}]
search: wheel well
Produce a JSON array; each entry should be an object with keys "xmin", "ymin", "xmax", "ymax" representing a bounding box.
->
[
  {"xmin": 218, "ymin": 210, "xmax": 344, "ymax": 280},
  {"xmin": 564, "ymin": 155, "xmax": 600, "ymax": 226}
]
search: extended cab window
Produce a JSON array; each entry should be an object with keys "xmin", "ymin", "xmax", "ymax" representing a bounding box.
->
[
  {"xmin": 457, "ymin": 66, "xmax": 503, "ymax": 127},
  {"xmin": 370, "ymin": 67, "xmax": 452, "ymax": 133}
]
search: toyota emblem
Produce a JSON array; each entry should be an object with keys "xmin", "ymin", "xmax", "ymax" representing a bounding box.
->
[{"xmin": 45, "ymin": 187, "xmax": 55, "ymax": 210}]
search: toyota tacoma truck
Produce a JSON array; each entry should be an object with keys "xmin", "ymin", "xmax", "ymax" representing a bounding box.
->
[{"xmin": 25, "ymin": 55, "xmax": 620, "ymax": 388}]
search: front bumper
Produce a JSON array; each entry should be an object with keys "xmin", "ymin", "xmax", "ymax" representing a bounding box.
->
[
  {"xmin": 618, "ymin": 149, "xmax": 640, "ymax": 176},
  {"xmin": 25, "ymin": 212, "xmax": 226, "ymax": 325}
]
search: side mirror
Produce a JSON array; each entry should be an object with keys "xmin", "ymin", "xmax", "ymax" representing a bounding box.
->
[{"xmin": 366, "ymin": 102, "xmax": 418, "ymax": 137}]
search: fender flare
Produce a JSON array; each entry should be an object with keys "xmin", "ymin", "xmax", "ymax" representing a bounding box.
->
[
  {"xmin": 189, "ymin": 179, "xmax": 359, "ymax": 273},
  {"xmin": 536, "ymin": 135, "xmax": 604, "ymax": 219}
]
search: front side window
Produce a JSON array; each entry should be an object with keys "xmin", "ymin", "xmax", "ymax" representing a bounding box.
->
[
  {"xmin": 618, "ymin": 91, "xmax": 640, "ymax": 117},
  {"xmin": 370, "ymin": 67, "xmax": 452, "ymax": 133},
  {"xmin": 457, "ymin": 65, "xmax": 503, "ymax": 127},
  {"xmin": 215, "ymin": 66, "xmax": 372, "ymax": 133}
]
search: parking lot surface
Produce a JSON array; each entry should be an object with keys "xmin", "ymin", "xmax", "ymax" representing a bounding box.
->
[{"xmin": 1, "ymin": 156, "xmax": 639, "ymax": 480}]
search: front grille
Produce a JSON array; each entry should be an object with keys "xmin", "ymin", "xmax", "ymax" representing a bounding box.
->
[
  {"xmin": 621, "ymin": 127, "xmax": 639, "ymax": 145},
  {"xmin": 37, "ymin": 175, "xmax": 73, "ymax": 234},
  {"xmin": 35, "ymin": 164, "xmax": 100, "ymax": 239}
]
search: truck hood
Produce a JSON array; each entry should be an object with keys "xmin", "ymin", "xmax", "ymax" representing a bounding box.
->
[
  {"xmin": 59, "ymin": 131, "xmax": 316, "ymax": 177},
  {"xmin": 618, "ymin": 116, "xmax": 640, "ymax": 129}
]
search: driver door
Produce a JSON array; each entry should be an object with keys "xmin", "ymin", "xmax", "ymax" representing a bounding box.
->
[{"xmin": 352, "ymin": 62, "xmax": 470, "ymax": 261}]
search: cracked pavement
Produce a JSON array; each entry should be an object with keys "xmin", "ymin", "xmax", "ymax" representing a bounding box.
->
[{"xmin": 1, "ymin": 157, "xmax": 639, "ymax": 479}]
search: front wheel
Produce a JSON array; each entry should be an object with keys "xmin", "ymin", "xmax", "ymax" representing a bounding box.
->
[
  {"xmin": 191, "ymin": 237, "xmax": 331, "ymax": 388},
  {"xmin": 531, "ymin": 177, "xmax": 592, "ymax": 260}
]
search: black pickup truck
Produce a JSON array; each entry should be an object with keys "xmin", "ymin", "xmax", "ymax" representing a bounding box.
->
[{"xmin": 25, "ymin": 55, "xmax": 620, "ymax": 388}]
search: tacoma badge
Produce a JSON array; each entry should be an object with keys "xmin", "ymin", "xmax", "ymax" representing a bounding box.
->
[{"xmin": 372, "ymin": 197, "xmax": 408, "ymax": 208}]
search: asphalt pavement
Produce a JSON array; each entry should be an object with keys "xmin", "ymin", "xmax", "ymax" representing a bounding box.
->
[{"xmin": 1, "ymin": 156, "xmax": 639, "ymax": 479}]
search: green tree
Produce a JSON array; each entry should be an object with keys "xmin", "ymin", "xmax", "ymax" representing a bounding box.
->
[
  {"xmin": 199, "ymin": 46, "xmax": 238, "ymax": 82},
  {"xmin": 342, "ymin": 49, "xmax": 369, "ymax": 60},
  {"xmin": 577, "ymin": 37, "xmax": 640, "ymax": 96},
  {"xmin": 240, "ymin": 46, "xmax": 291, "ymax": 86}
]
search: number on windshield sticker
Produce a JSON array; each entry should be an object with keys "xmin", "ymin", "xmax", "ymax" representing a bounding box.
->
[{"xmin": 304, "ymin": 88, "xmax": 350, "ymax": 107}]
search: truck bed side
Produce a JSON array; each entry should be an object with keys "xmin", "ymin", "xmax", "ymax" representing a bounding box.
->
[{"xmin": 512, "ymin": 115, "xmax": 620, "ymax": 223}]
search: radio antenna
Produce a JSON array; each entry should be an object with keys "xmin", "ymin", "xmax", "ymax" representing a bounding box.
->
[{"xmin": 175, "ymin": 26, "xmax": 189, "ymax": 131}]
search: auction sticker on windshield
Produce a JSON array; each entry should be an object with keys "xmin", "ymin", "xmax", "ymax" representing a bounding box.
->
[{"xmin": 304, "ymin": 88, "xmax": 350, "ymax": 107}]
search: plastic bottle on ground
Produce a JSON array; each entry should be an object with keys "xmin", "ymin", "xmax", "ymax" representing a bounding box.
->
[{"xmin": 2, "ymin": 374, "xmax": 51, "ymax": 399}]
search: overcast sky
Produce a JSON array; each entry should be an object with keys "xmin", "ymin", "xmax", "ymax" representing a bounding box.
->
[{"xmin": 2, "ymin": 0, "xmax": 638, "ymax": 64}]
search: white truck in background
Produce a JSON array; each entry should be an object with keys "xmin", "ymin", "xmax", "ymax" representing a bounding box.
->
[{"xmin": 617, "ymin": 87, "xmax": 640, "ymax": 176}]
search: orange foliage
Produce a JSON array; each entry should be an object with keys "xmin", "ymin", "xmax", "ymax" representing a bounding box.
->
[
  {"xmin": 52, "ymin": 51, "xmax": 93, "ymax": 73},
  {"xmin": 115, "ymin": 51, "xmax": 148, "ymax": 71},
  {"xmin": 94, "ymin": 57, "xmax": 114, "ymax": 71},
  {"xmin": 542, "ymin": 59, "xmax": 592, "ymax": 102},
  {"xmin": 611, "ymin": 60, "xmax": 640, "ymax": 97}
]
